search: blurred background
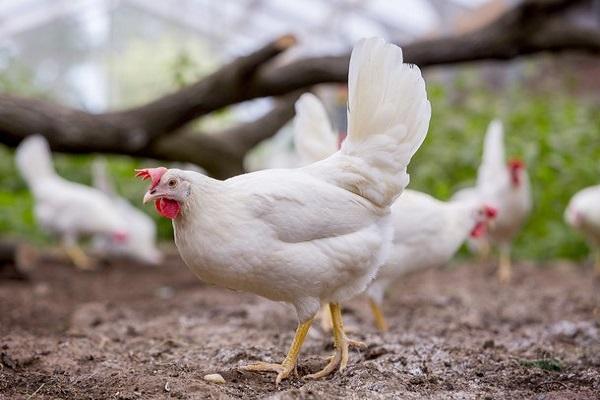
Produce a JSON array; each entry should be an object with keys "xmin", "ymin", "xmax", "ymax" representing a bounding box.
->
[{"xmin": 1, "ymin": 0, "xmax": 599, "ymax": 261}]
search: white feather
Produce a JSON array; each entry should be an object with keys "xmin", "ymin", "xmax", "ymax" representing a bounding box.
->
[
  {"xmin": 15, "ymin": 135, "xmax": 126, "ymax": 244},
  {"xmin": 91, "ymin": 159, "xmax": 162, "ymax": 265},
  {"xmin": 367, "ymin": 190, "xmax": 485, "ymax": 304},
  {"xmin": 565, "ymin": 184, "xmax": 600, "ymax": 249},
  {"xmin": 161, "ymin": 38, "xmax": 432, "ymax": 323},
  {"xmin": 305, "ymin": 37, "xmax": 431, "ymax": 208},
  {"xmin": 293, "ymin": 93, "xmax": 339, "ymax": 165}
]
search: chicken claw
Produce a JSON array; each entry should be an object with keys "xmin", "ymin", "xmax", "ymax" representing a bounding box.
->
[
  {"xmin": 305, "ymin": 303, "xmax": 366, "ymax": 380},
  {"xmin": 241, "ymin": 361, "xmax": 296, "ymax": 385},
  {"xmin": 241, "ymin": 318, "xmax": 313, "ymax": 385}
]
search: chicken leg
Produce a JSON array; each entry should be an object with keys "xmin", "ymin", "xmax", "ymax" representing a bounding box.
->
[
  {"xmin": 368, "ymin": 298, "xmax": 389, "ymax": 332},
  {"xmin": 305, "ymin": 303, "xmax": 366, "ymax": 379},
  {"xmin": 477, "ymin": 239, "xmax": 491, "ymax": 263},
  {"xmin": 497, "ymin": 244, "xmax": 512, "ymax": 284},
  {"xmin": 61, "ymin": 234, "xmax": 95, "ymax": 270},
  {"xmin": 241, "ymin": 318, "xmax": 313, "ymax": 385},
  {"xmin": 64, "ymin": 244, "xmax": 96, "ymax": 271},
  {"xmin": 319, "ymin": 305, "xmax": 333, "ymax": 332}
]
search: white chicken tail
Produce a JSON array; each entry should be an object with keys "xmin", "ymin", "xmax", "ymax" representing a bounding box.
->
[
  {"xmin": 477, "ymin": 119, "xmax": 506, "ymax": 187},
  {"xmin": 293, "ymin": 93, "xmax": 339, "ymax": 165},
  {"xmin": 338, "ymin": 37, "xmax": 431, "ymax": 207},
  {"xmin": 92, "ymin": 158, "xmax": 116, "ymax": 197},
  {"xmin": 15, "ymin": 134, "xmax": 57, "ymax": 187},
  {"xmin": 481, "ymin": 119, "xmax": 505, "ymax": 167}
]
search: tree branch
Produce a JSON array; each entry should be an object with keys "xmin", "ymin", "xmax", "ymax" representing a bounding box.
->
[
  {"xmin": 0, "ymin": 0, "xmax": 598, "ymax": 179},
  {"xmin": 140, "ymin": 93, "xmax": 300, "ymax": 178},
  {"xmin": 246, "ymin": 0, "xmax": 600, "ymax": 97}
]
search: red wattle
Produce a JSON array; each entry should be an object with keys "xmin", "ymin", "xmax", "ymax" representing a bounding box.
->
[
  {"xmin": 155, "ymin": 198, "xmax": 181, "ymax": 219},
  {"xmin": 470, "ymin": 221, "xmax": 487, "ymax": 238}
]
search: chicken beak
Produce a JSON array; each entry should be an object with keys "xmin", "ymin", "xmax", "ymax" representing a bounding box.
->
[{"xmin": 143, "ymin": 191, "xmax": 157, "ymax": 204}]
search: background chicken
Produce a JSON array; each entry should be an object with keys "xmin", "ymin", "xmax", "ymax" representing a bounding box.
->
[
  {"xmin": 137, "ymin": 38, "xmax": 431, "ymax": 383},
  {"xmin": 15, "ymin": 135, "xmax": 128, "ymax": 270},
  {"xmin": 455, "ymin": 120, "xmax": 532, "ymax": 283},
  {"xmin": 565, "ymin": 184, "xmax": 600, "ymax": 275},
  {"xmin": 451, "ymin": 186, "xmax": 493, "ymax": 259},
  {"xmin": 91, "ymin": 159, "xmax": 162, "ymax": 266},
  {"xmin": 293, "ymin": 93, "xmax": 496, "ymax": 332}
]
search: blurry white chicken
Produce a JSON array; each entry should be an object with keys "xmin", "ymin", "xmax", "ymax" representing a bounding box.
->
[
  {"xmin": 137, "ymin": 38, "xmax": 431, "ymax": 383},
  {"xmin": 565, "ymin": 184, "xmax": 600, "ymax": 275},
  {"xmin": 91, "ymin": 159, "xmax": 162, "ymax": 266},
  {"xmin": 451, "ymin": 186, "xmax": 492, "ymax": 259},
  {"xmin": 15, "ymin": 135, "xmax": 128, "ymax": 270},
  {"xmin": 293, "ymin": 93, "xmax": 496, "ymax": 332},
  {"xmin": 454, "ymin": 120, "xmax": 532, "ymax": 283}
]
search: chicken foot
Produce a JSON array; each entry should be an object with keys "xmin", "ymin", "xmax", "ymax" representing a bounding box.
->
[
  {"xmin": 241, "ymin": 318, "xmax": 313, "ymax": 385},
  {"xmin": 305, "ymin": 303, "xmax": 366, "ymax": 380},
  {"xmin": 368, "ymin": 298, "xmax": 388, "ymax": 332}
]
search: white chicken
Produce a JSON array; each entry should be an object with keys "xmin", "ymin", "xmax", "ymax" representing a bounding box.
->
[
  {"xmin": 565, "ymin": 184, "xmax": 600, "ymax": 275},
  {"xmin": 451, "ymin": 186, "xmax": 492, "ymax": 259},
  {"xmin": 293, "ymin": 93, "xmax": 497, "ymax": 332},
  {"xmin": 91, "ymin": 159, "xmax": 162, "ymax": 266},
  {"xmin": 15, "ymin": 135, "xmax": 128, "ymax": 270},
  {"xmin": 453, "ymin": 120, "xmax": 532, "ymax": 283},
  {"xmin": 136, "ymin": 38, "xmax": 431, "ymax": 383}
]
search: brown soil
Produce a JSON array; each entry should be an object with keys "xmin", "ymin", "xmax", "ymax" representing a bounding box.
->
[{"xmin": 1, "ymin": 256, "xmax": 599, "ymax": 399}]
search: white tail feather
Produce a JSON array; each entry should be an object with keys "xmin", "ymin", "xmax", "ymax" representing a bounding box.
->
[
  {"xmin": 482, "ymin": 119, "xmax": 505, "ymax": 167},
  {"xmin": 293, "ymin": 93, "xmax": 338, "ymax": 165},
  {"xmin": 15, "ymin": 134, "xmax": 56, "ymax": 186},
  {"xmin": 477, "ymin": 119, "xmax": 506, "ymax": 187},
  {"xmin": 92, "ymin": 158, "xmax": 117, "ymax": 197},
  {"xmin": 330, "ymin": 37, "xmax": 431, "ymax": 207}
]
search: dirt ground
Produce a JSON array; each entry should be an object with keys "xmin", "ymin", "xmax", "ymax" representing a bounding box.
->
[{"xmin": 1, "ymin": 254, "xmax": 599, "ymax": 400}]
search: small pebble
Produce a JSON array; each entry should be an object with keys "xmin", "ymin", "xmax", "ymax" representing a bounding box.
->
[{"xmin": 203, "ymin": 373, "xmax": 225, "ymax": 384}]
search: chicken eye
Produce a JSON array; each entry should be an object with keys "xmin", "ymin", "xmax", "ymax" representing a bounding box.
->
[{"xmin": 168, "ymin": 179, "xmax": 177, "ymax": 188}]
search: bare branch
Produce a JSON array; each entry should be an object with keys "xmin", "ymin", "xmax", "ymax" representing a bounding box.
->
[{"xmin": 0, "ymin": 0, "xmax": 598, "ymax": 179}]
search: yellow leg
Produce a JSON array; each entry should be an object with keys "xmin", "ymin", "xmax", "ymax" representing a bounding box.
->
[
  {"xmin": 64, "ymin": 244, "xmax": 96, "ymax": 270},
  {"xmin": 497, "ymin": 246, "xmax": 512, "ymax": 284},
  {"xmin": 478, "ymin": 239, "xmax": 491, "ymax": 263},
  {"xmin": 241, "ymin": 318, "xmax": 313, "ymax": 385},
  {"xmin": 305, "ymin": 303, "xmax": 366, "ymax": 380},
  {"xmin": 368, "ymin": 298, "xmax": 388, "ymax": 332},
  {"xmin": 319, "ymin": 304, "xmax": 333, "ymax": 332}
]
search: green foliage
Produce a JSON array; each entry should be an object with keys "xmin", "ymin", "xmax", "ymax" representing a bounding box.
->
[
  {"xmin": 0, "ymin": 147, "xmax": 174, "ymax": 243},
  {"xmin": 0, "ymin": 52, "xmax": 44, "ymax": 97},
  {"xmin": 107, "ymin": 36, "xmax": 215, "ymax": 108},
  {"xmin": 520, "ymin": 358, "xmax": 563, "ymax": 372},
  {"xmin": 409, "ymin": 73, "xmax": 600, "ymax": 261},
  {"xmin": 1, "ymin": 61, "xmax": 598, "ymax": 261}
]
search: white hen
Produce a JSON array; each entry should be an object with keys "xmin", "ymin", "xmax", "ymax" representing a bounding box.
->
[
  {"xmin": 15, "ymin": 135, "xmax": 127, "ymax": 269},
  {"xmin": 91, "ymin": 159, "xmax": 162, "ymax": 266},
  {"xmin": 293, "ymin": 93, "xmax": 496, "ymax": 332},
  {"xmin": 565, "ymin": 184, "xmax": 600, "ymax": 275},
  {"xmin": 137, "ymin": 38, "xmax": 431, "ymax": 383},
  {"xmin": 474, "ymin": 120, "xmax": 532, "ymax": 283}
]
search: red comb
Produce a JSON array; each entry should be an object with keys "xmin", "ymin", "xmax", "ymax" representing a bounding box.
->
[
  {"xmin": 484, "ymin": 205, "xmax": 498, "ymax": 219},
  {"xmin": 135, "ymin": 167, "xmax": 167, "ymax": 189},
  {"xmin": 508, "ymin": 158, "xmax": 525, "ymax": 169}
]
